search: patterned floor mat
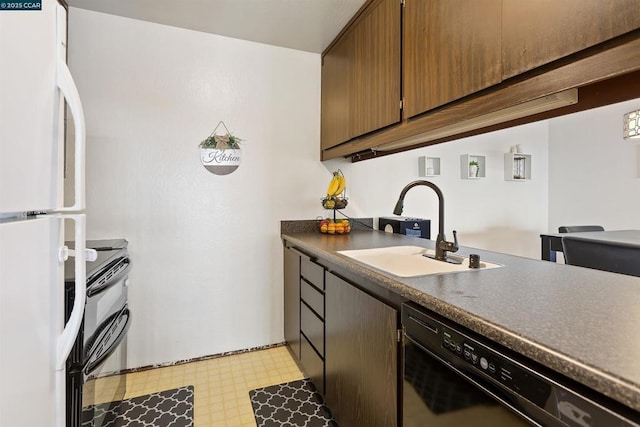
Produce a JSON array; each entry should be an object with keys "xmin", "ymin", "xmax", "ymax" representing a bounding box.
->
[
  {"xmin": 249, "ymin": 379, "xmax": 337, "ymax": 427},
  {"xmin": 81, "ymin": 386, "xmax": 194, "ymax": 427}
]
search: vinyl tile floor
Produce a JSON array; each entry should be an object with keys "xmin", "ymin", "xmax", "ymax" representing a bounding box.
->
[{"xmin": 87, "ymin": 345, "xmax": 305, "ymax": 426}]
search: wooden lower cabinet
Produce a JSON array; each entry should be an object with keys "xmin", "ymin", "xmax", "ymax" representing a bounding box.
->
[
  {"xmin": 300, "ymin": 333, "xmax": 325, "ymax": 395},
  {"xmin": 324, "ymin": 271, "xmax": 399, "ymax": 427},
  {"xmin": 283, "ymin": 246, "xmax": 301, "ymax": 358},
  {"xmin": 283, "ymin": 246, "xmax": 400, "ymax": 425}
]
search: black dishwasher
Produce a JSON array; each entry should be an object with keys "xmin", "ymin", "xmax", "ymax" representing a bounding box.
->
[{"xmin": 402, "ymin": 302, "xmax": 640, "ymax": 427}]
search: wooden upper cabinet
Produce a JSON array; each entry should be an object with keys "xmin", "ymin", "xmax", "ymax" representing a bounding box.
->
[
  {"xmin": 503, "ymin": 0, "xmax": 640, "ymax": 79},
  {"xmin": 403, "ymin": 0, "xmax": 502, "ymax": 119},
  {"xmin": 321, "ymin": 0, "xmax": 401, "ymax": 151},
  {"xmin": 351, "ymin": 0, "xmax": 401, "ymax": 138},
  {"xmin": 321, "ymin": 28, "xmax": 354, "ymax": 151}
]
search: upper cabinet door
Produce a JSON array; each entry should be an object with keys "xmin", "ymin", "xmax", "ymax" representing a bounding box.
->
[
  {"xmin": 503, "ymin": 0, "xmax": 640, "ymax": 79},
  {"xmin": 321, "ymin": 0, "xmax": 401, "ymax": 151},
  {"xmin": 321, "ymin": 28, "xmax": 355, "ymax": 151},
  {"xmin": 351, "ymin": 0, "xmax": 401, "ymax": 139},
  {"xmin": 403, "ymin": 0, "xmax": 502, "ymax": 119}
]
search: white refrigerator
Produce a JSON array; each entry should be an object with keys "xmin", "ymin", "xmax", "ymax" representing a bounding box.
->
[{"xmin": 0, "ymin": 1, "xmax": 89, "ymax": 426}]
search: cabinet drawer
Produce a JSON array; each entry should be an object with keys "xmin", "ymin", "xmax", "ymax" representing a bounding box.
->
[
  {"xmin": 301, "ymin": 302, "xmax": 324, "ymax": 356},
  {"xmin": 301, "ymin": 257, "xmax": 324, "ymax": 290},
  {"xmin": 300, "ymin": 334, "xmax": 324, "ymax": 395},
  {"xmin": 300, "ymin": 279, "xmax": 324, "ymax": 319}
]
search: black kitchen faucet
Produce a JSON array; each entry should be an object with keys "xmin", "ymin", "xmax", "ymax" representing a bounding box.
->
[{"xmin": 393, "ymin": 180, "xmax": 460, "ymax": 263}]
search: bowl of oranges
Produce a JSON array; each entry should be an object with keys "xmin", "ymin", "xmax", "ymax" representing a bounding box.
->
[{"xmin": 318, "ymin": 218, "xmax": 351, "ymax": 234}]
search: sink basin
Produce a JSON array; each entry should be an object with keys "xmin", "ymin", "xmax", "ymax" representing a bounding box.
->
[{"xmin": 337, "ymin": 245, "xmax": 502, "ymax": 277}]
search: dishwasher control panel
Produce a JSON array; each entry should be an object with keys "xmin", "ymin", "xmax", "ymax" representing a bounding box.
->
[{"xmin": 441, "ymin": 327, "xmax": 551, "ymax": 408}]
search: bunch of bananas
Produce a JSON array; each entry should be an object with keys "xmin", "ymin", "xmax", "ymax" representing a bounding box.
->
[
  {"xmin": 326, "ymin": 170, "xmax": 346, "ymax": 197},
  {"xmin": 322, "ymin": 170, "xmax": 348, "ymax": 209}
]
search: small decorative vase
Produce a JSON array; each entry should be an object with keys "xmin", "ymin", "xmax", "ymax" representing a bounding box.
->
[{"xmin": 469, "ymin": 164, "xmax": 479, "ymax": 177}]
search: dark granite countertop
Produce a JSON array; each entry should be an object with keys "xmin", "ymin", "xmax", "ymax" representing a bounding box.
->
[{"xmin": 281, "ymin": 226, "xmax": 640, "ymax": 413}]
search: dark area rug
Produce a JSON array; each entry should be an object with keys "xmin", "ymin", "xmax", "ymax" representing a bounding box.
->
[
  {"xmin": 81, "ymin": 386, "xmax": 194, "ymax": 427},
  {"xmin": 249, "ymin": 379, "xmax": 337, "ymax": 427}
]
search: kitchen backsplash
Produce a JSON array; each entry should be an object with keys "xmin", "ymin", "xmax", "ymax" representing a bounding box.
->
[{"xmin": 281, "ymin": 218, "xmax": 374, "ymax": 234}]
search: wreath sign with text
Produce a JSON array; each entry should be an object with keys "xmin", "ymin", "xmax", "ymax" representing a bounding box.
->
[{"xmin": 199, "ymin": 121, "xmax": 242, "ymax": 176}]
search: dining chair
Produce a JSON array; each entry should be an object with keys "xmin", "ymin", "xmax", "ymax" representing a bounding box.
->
[
  {"xmin": 562, "ymin": 236, "xmax": 640, "ymax": 277},
  {"xmin": 558, "ymin": 225, "xmax": 604, "ymax": 233}
]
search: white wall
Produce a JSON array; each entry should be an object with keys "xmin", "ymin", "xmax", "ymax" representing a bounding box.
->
[
  {"xmin": 69, "ymin": 9, "xmax": 332, "ymax": 369},
  {"xmin": 332, "ymin": 121, "xmax": 550, "ymax": 259},
  {"xmin": 549, "ymin": 99, "xmax": 640, "ymax": 232}
]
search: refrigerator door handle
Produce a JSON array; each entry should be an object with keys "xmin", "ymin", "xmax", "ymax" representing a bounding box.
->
[
  {"xmin": 55, "ymin": 213, "xmax": 87, "ymax": 370},
  {"xmin": 56, "ymin": 60, "xmax": 86, "ymax": 212}
]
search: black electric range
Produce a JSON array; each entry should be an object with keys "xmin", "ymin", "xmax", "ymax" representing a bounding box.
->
[{"xmin": 64, "ymin": 239, "xmax": 131, "ymax": 427}]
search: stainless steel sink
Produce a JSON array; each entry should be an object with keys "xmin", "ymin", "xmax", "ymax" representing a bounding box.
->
[{"xmin": 337, "ymin": 245, "xmax": 502, "ymax": 277}]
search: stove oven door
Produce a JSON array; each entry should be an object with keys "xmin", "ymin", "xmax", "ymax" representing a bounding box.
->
[
  {"xmin": 84, "ymin": 304, "xmax": 130, "ymax": 375},
  {"xmin": 79, "ymin": 257, "xmax": 131, "ymax": 427},
  {"xmin": 66, "ymin": 252, "xmax": 131, "ymax": 427},
  {"xmin": 81, "ymin": 304, "xmax": 130, "ymax": 427}
]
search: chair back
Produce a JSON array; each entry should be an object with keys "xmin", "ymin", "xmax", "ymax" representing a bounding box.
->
[
  {"xmin": 562, "ymin": 236, "xmax": 640, "ymax": 277},
  {"xmin": 558, "ymin": 225, "xmax": 604, "ymax": 233}
]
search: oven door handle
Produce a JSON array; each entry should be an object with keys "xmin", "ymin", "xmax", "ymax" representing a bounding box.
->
[
  {"xmin": 87, "ymin": 258, "xmax": 132, "ymax": 297},
  {"xmin": 84, "ymin": 307, "xmax": 131, "ymax": 375}
]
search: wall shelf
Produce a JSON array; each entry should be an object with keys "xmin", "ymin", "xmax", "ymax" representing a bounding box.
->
[
  {"xmin": 418, "ymin": 156, "xmax": 441, "ymax": 177},
  {"xmin": 504, "ymin": 153, "xmax": 532, "ymax": 181},
  {"xmin": 460, "ymin": 154, "xmax": 486, "ymax": 179}
]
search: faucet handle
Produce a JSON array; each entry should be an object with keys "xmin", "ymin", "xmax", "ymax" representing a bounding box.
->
[{"xmin": 439, "ymin": 230, "xmax": 459, "ymax": 253}]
